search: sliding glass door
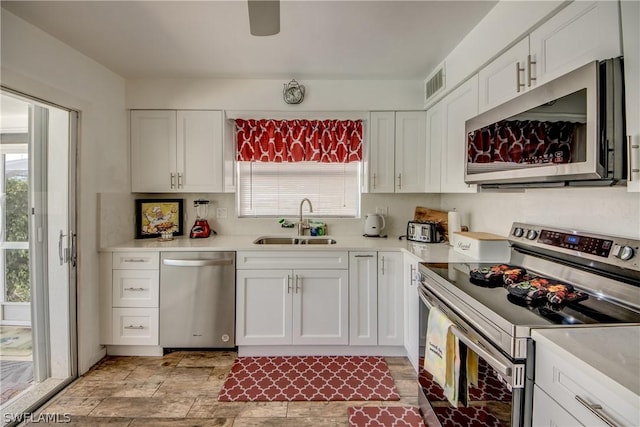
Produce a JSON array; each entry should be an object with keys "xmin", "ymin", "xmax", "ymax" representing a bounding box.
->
[{"xmin": 0, "ymin": 90, "xmax": 76, "ymax": 421}]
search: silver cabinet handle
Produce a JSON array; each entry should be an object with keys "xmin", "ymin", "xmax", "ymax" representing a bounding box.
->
[
  {"xmin": 516, "ymin": 61, "xmax": 525, "ymax": 92},
  {"xmin": 397, "ymin": 173, "xmax": 402, "ymax": 190},
  {"xmin": 410, "ymin": 264, "xmax": 416, "ymax": 286},
  {"xmin": 124, "ymin": 258, "xmax": 147, "ymax": 263},
  {"xmin": 372, "ymin": 173, "xmax": 376, "ymax": 189},
  {"xmin": 354, "ymin": 254, "xmax": 375, "ymax": 258},
  {"xmin": 170, "ymin": 173, "xmax": 176, "ymax": 189},
  {"xmin": 162, "ymin": 258, "xmax": 234, "ymax": 267},
  {"xmin": 58, "ymin": 230, "xmax": 66, "ymax": 266},
  {"xmin": 177, "ymin": 172, "xmax": 183, "ymax": 188},
  {"xmin": 628, "ymin": 135, "xmax": 640, "ymax": 182},
  {"xmin": 527, "ymin": 54, "xmax": 536, "ymax": 87},
  {"xmin": 575, "ymin": 395, "xmax": 620, "ymax": 427},
  {"xmin": 295, "ymin": 274, "xmax": 301, "ymax": 293},
  {"xmin": 124, "ymin": 287, "xmax": 147, "ymax": 291},
  {"xmin": 287, "ymin": 275, "xmax": 293, "ymax": 294},
  {"xmin": 380, "ymin": 256, "xmax": 385, "ymax": 275},
  {"xmin": 124, "ymin": 325, "xmax": 145, "ymax": 330}
]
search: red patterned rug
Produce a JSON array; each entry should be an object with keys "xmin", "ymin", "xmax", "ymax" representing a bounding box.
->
[
  {"xmin": 348, "ymin": 407, "xmax": 425, "ymax": 427},
  {"xmin": 218, "ymin": 356, "xmax": 400, "ymax": 402}
]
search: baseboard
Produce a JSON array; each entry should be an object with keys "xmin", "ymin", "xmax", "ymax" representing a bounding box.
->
[
  {"xmin": 105, "ymin": 345, "xmax": 163, "ymax": 356},
  {"xmin": 79, "ymin": 347, "xmax": 107, "ymax": 375},
  {"xmin": 237, "ymin": 345, "xmax": 407, "ymax": 357}
]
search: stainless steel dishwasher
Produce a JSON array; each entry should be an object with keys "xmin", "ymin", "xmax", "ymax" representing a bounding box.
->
[{"xmin": 160, "ymin": 252, "xmax": 235, "ymax": 348}]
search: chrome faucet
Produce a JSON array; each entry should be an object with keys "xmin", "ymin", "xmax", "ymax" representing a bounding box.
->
[{"xmin": 298, "ymin": 198, "xmax": 313, "ymax": 236}]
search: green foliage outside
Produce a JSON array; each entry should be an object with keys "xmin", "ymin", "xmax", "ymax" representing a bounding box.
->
[{"xmin": 4, "ymin": 177, "xmax": 30, "ymax": 302}]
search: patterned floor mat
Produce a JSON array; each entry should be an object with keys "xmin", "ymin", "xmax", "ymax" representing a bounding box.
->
[
  {"xmin": 348, "ymin": 406, "xmax": 425, "ymax": 427},
  {"xmin": 218, "ymin": 355, "xmax": 400, "ymax": 402}
]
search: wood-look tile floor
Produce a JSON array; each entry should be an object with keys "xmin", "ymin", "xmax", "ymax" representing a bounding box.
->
[{"xmin": 27, "ymin": 351, "xmax": 419, "ymax": 426}]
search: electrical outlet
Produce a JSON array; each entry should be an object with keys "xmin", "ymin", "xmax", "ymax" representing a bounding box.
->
[
  {"xmin": 375, "ymin": 207, "xmax": 388, "ymax": 216},
  {"xmin": 216, "ymin": 208, "xmax": 228, "ymax": 218}
]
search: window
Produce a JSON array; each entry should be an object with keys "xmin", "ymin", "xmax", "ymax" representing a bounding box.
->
[{"xmin": 237, "ymin": 161, "xmax": 360, "ymax": 217}]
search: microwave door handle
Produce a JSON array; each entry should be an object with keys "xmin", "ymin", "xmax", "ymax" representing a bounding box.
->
[{"xmin": 418, "ymin": 287, "xmax": 515, "ymax": 382}]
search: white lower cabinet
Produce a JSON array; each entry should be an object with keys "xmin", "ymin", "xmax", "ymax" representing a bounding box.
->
[
  {"xmin": 101, "ymin": 251, "xmax": 160, "ymax": 346},
  {"xmin": 532, "ymin": 330, "xmax": 638, "ymax": 427},
  {"xmin": 349, "ymin": 252, "xmax": 378, "ymax": 345},
  {"xmin": 403, "ymin": 253, "xmax": 421, "ymax": 371},
  {"xmin": 377, "ymin": 251, "xmax": 403, "ymax": 346},
  {"xmin": 236, "ymin": 251, "xmax": 349, "ymax": 346}
]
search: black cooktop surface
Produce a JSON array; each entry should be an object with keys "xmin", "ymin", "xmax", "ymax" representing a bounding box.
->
[{"xmin": 422, "ymin": 262, "xmax": 640, "ymax": 327}]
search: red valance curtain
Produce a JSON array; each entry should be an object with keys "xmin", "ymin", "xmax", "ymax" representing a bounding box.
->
[{"xmin": 235, "ymin": 119, "xmax": 363, "ymax": 163}]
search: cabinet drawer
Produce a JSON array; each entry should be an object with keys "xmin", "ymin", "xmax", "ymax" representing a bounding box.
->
[
  {"xmin": 532, "ymin": 385, "xmax": 582, "ymax": 427},
  {"xmin": 112, "ymin": 270, "xmax": 159, "ymax": 308},
  {"xmin": 112, "ymin": 308, "xmax": 158, "ymax": 346},
  {"xmin": 535, "ymin": 335, "xmax": 637, "ymax": 427},
  {"xmin": 112, "ymin": 252, "xmax": 159, "ymax": 270},
  {"xmin": 237, "ymin": 251, "xmax": 349, "ymax": 270}
]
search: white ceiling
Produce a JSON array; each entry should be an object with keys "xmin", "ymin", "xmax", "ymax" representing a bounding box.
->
[{"xmin": 2, "ymin": 0, "xmax": 498, "ymax": 80}]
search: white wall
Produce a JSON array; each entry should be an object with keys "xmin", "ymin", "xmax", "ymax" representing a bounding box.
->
[
  {"xmin": 126, "ymin": 78, "xmax": 424, "ymax": 111},
  {"xmin": 442, "ymin": 187, "xmax": 640, "ymax": 239},
  {"xmin": 1, "ymin": 10, "xmax": 128, "ymax": 374}
]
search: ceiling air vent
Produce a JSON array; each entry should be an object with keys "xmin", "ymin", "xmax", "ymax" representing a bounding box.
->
[{"xmin": 425, "ymin": 66, "xmax": 445, "ymax": 102}]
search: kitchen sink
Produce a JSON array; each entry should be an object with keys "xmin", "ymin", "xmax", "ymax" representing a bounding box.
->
[{"xmin": 253, "ymin": 236, "xmax": 336, "ymax": 245}]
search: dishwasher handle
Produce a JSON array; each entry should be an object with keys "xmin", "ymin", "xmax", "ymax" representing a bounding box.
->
[{"xmin": 162, "ymin": 258, "xmax": 234, "ymax": 267}]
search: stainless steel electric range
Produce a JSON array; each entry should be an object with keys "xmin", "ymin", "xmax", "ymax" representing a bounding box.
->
[{"xmin": 417, "ymin": 222, "xmax": 640, "ymax": 427}]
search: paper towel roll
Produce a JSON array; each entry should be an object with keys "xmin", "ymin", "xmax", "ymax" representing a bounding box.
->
[{"xmin": 448, "ymin": 211, "xmax": 461, "ymax": 244}]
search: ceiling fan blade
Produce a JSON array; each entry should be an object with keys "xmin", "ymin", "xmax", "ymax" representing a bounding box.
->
[{"xmin": 248, "ymin": 0, "xmax": 280, "ymax": 36}]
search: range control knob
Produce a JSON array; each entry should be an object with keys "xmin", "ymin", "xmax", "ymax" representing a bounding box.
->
[
  {"xmin": 513, "ymin": 227, "xmax": 524, "ymax": 238},
  {"xmin": 618, "ymin": 246, "xmax": 635, "ymax": 261},
  {"xmin": 526, "ymin": 230, "xmax": 538, "ymax": 240}
]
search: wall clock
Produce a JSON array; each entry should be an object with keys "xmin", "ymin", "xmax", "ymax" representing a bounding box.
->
[{"xmin": 283, "ymin": 80, "xmax": 305, "ymax": 104}]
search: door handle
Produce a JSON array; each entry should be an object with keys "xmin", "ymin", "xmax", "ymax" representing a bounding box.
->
[
  {"xmin": 58, "ymin": 230, "xmax": 66, "ymax": 265},
  {"xmin": 527, "ymin": 54, "xmax": 536, "ymax": 87},
  {"xmin": 170, "ymin": 173, "xmax": 176, "ymax": 189},
  {"xmin": 162, "ymin": 258, "xmax": 234, "ymax": 267},
  {"xmin": 380, "ymin": 256, "xmax": 385, "ymax": 275},
  {"xmin": 177, "ymin": 172, "xmax": 183, "ymax": 188},
  {"xmin": 574, "ymin": 396, "xmax": 620, "ymax": 427},
  {"xmin": 124, "ymin": 325, "xmax": 145, "ymax": 330},
  {"xmin": 287, "ymin": 275, "xmax": 293, "ymax": 293},
  {"xmin": 295, "ymin": 274, "xmax": 301, "ymax": 293},
  {"xmin": 516, "ymin": 61, "xmax": 525, "ymax": 92}
]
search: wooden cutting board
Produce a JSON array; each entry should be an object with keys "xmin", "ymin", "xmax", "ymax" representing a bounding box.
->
[{"xmin": 413, "ymin": 206, "xmax": 467, "ymax": 241}]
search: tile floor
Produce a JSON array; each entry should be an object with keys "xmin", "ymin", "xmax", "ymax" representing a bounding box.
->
[{"xmin": 26, "ymin": 351, "xmax": 419, "ymax": 426}]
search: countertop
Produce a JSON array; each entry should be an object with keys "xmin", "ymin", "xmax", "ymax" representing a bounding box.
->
[
  {"xmin": 101, "ymin": 234, "xmax": 510, "ymax": 264},
  {"xmin": 532, "ymin": 326, "xmax": 640, "ymax": 397}
]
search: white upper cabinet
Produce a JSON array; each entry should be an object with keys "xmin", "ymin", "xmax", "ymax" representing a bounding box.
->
[
  {"xmin": 369, "ymin": 111, "xmax": 433, "ymax": 193},
  {"xmin": 431, "ymin": 75, "xmax": 478, "ymax": 194},
  {"xmin": 131, "ymin": 110, "xmax": 223, "ymax": 193},
  {"xmin": 478, "ymin": 38, "xmax": 531, "ymax": 113},
  {"xmin": 530, "ymin": 0, "xmax": 621, "ymax": 86},
  {"xmin": 369, "ymin": 112, "xmax": 396, "ymax": 193},
  {"xmin": 621, "ymin": 0, "xmax": 640, "ymax": 192}
]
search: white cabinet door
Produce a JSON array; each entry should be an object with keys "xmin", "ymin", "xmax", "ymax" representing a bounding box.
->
[
  {"xmin": 131, "ymin": 110, "xmax": 177, "ymax": 192},
  {"xmin": 403, "ymin": 253, "xmax": 420, "ymax": 372},
  {"xmin": 236, "ymin": 269, "xmax": 292, "ymax": 345},
  {"xmin": 622, "ymin": 0, "xmax": 640, "ymax": 192},
  {"xmin": 441, "ymin": 75, "xmax": 478, "ymax": 193},
  {"xmin": 395, "ymin": 111, "xmax": 427, "ymax": 193},
  {"xmin": 377, "ymin": 251, "xmax": 403, "ymax": 346},
  {"xmin": 532, "ymin": 385, "xmax": 582, "ymax": 427},
  {"xmin": 176, "ymin": 110, "xmax": 223, "ymax": 192},
  {"xmin": 369, "ymin": 112, "xmax": 396, "ymax": 193},
  {"xmin": 530, "ymin": 0, "xmax": 621, "ymax": 86},
  {"xmin": 349, "ymin": 252, "xmax": 378, "ymax": 346},
  {"xmin": 478, "ymin": 37, "xmax": 531, "ymax": 113},
  {"xmin": 424, "ymin": 104, "xmax": 443, "ymax": 192},
  {"xmin": 293, "ymin": 269, "xmax": 349, "ymax": 345}
]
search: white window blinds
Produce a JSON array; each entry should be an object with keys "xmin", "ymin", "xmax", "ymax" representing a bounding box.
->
[{"xmin": 237, "ymin": 161, "xmax": 361, "ymax": 218}]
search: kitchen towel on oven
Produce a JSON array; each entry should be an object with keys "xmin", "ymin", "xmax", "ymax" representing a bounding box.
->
[{"xmin": 423, "ymin": 307, "xmax": 460, "ymax": 406}]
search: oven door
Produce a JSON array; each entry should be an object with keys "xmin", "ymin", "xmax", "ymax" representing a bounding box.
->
[{"xmin": 418, "ymin": 284, "xmax": 528, "ymax": 427}]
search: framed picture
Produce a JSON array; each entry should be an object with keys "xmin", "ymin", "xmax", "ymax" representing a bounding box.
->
[{"xmin": 135, "ymin": 199, "xmax": 184, "ymax": 239}]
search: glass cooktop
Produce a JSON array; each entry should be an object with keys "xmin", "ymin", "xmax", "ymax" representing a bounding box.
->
[{"xmin": 421, "ymin": 262, "xmax": 640, "ymax": 327}]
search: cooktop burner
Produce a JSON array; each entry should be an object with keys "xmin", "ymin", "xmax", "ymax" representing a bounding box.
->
[{"xmin": 422, "ymin": 262, "xmax": 640, "ymax": 327}]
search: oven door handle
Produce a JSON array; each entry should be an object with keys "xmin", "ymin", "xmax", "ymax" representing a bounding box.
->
[{"xmin": 418, "ymin": 286, "xmax": 519, "ymax": 384}]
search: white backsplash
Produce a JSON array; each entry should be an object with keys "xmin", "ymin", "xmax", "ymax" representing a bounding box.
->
[{"xmin": 99, "ymin": 186, "xmax": 639, "ymax": 247}]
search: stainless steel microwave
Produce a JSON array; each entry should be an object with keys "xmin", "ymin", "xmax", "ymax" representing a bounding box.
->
[{"xmin": 465, "ymin": 57, "xmax": 626, "ymax": 188}]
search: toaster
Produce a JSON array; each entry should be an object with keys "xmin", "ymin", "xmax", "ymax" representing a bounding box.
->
[{"xmin": 407, "ymin": 220, "xmax": 443, "ymax": 243}]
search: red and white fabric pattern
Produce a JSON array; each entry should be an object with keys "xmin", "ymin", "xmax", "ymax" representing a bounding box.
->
[
  {"xmin": 235, "ymin": 119, "xmax": 363, "ymax": 163},
  {"xmin": 467, "ymin": 120, "xmax": 576, "ymax": 165},
  {"xmin": 217, "ymin": 356, "xmax": 400, "ymax": 402},
  {"xmin": 348, "ymin": 406, "xmax": 425, "ymax": 427}
]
